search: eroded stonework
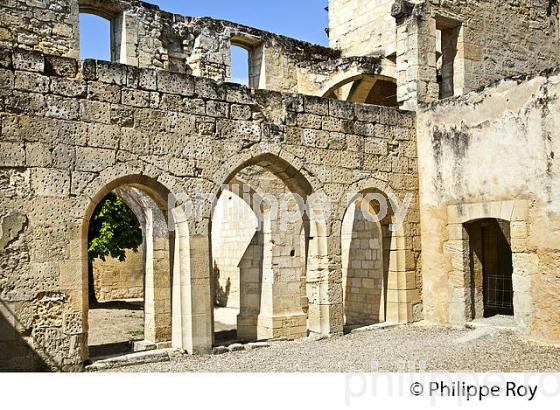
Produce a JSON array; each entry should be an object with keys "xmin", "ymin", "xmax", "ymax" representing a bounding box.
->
[{"xmin": 0, "ymin": 0, "xmax": 559, "ymax": 371}]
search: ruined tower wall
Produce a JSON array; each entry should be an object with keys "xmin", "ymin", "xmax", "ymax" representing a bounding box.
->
[
  {"xmin": 328, "ymin": 0, "xmax": 396, "ymax": 57},
  {"xmin": 417, "ymin": 71, "xmax": 560, "ymax": 344},
  {"xmin": 329, "ymin": 0, "xmax": 560, "ymax": 93}
]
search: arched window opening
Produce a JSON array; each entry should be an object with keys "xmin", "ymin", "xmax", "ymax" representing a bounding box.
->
[
  {"xmin": 324, "ymin": 75, "xmax": 398, "ymax": 107},
  {"xmin": 365, "ymin": 79, "xmax": 397, "ymax": 107}
]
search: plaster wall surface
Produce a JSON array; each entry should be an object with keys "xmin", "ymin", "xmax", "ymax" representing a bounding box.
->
[{"xmin": 417, "ymin": 70, "xmax": 560, "ymax": 344}]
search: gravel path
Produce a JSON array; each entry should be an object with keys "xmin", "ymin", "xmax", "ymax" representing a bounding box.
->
[{"xmin": 105, "ymin": 324, "xmax": 560, "ymax": 373}]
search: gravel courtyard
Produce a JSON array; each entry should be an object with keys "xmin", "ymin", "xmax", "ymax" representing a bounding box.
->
[{"xmin": 103, "ymin": 324, "xmax": 560, "ymax": 373}]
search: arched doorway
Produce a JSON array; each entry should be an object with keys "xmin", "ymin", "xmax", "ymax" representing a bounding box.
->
[
  {"xmin": 210, "ymin": 154, "xmax": 318, "ymax": 343},
  {"xmin": 83, "ymin": 177, "xmax": 173, "ymax": 359}
]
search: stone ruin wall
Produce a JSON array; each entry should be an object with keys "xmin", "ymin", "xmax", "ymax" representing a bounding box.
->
[
  {"xmin": 0, "ymin": 44, "xmax": 420, "ymax": 370},
  {"xmin": 0, "ymin": 0, "xmax": 357, "ymax": 96},
  {"xmin": 2, "ymin": 0, "xmax": 559, "ymax": 373},
  {"xmin": 416, "ymin": 69, "xmax": 560, "ymax": 344}
]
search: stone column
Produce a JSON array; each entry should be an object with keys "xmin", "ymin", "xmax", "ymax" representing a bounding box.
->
[
  {"xmin": 143, "ymin": 208, "xmax": 172, "ymax": 345},
  {"xmin": 171, "ymin": 213, "xmax": 213, "ymax": 354},
  {"xmin": 236, "ymin": 230, "xmax": 264, "ymax": 341},
  {"xmin": 255, "ymin": 213, "xmax": 308, "ymax": 340},
  {"xmin": 392, "ymin": 0, "xmax": 438, "ymax": 111},
  {"xmin": 307, "ymin": 231, "xmax": 344, "ymax": 336}
]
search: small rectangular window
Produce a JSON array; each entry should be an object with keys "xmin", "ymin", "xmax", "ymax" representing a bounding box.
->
[
  {"xmin": 230, "ymin": 44, "xmax": 250, "ymax": 86},
  {"xmin": 436, "ymin": 17, "xmax": 462, "ymax": 99}
]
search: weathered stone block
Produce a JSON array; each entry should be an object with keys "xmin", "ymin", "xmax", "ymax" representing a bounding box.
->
[
  {"xmin": 230, "ymin": 104, "xmax": 252, "ymax": 120},
  {"xmin": 45, "ymin": 95, "xmax": 80, "ymax": 120},
  {"xmin": 138, "ymin": 68, "xmax": 157, "ymax": 90},
  {"xmin": 25, "ymin": 142, "xmax": 52, "ymax": 167},
  {"xmin": 0, "ymin": 68, "xmax": 14, "ymax": 91},
  {"xmin": 225, "ymin": 85, "xmax": 253, "ymax": 104},
  {"xmin": 0, "ymin": 213, "xmax": 27, "ymax": 251},
  {"xmin": 13, "ymin": 49, "xmax": 44, "ymax": 73},
  {"xmin": 50, "ymin": 78, "xmax": 87, "ymax": 98},
  {"xmin": 80, "ymin": 100, "xmax": 111, "ymax": 124},
  {"xmin": 206, "ymin": 100, "xmax": 229, "ymax": 118},
  {"xmin": 329, "ymin": 99, "xmax": 355, "ymax": 119},
  {"xmin": 30, "ymin": 168, "xmax": 70, "ymax": 197},
  {"xmin": 70, "ymin": 171, "xmax": 96, "ymax": 195},
  {"xmin": 96, "ymin": 61, "xmax": 127, "ymax": 85},
  {"xmin": 304, "ymin": 96, "xmax": 329, "ymax": 115},
  {"xmin": 122, "ymin": 88, "xmax": 159, "ymax": 108},
  {"xmin": 82, "ymin": 60, "xmax": 97, "ymax": 81},
  {"xmin": 87, "ymin": 82, "xmax": 121, "ymax": 103},
  {"xmin": 4, "ymin": 91, "xmax": 45, "ymax": 114},
  {"xmin": 0, "ymin": 49, "xmax": 12, "ymax": 69},
  {"xmin": 75, "ymin": 146, "xmax": 115, "ymax": 172},
  {"xmin": 14, "ymin": 71, "xmax": 49, "ymax": 93},
  {"xmin": 296, "ymin": 113, "xmax": 322, "ymax": 129},
  {"xmin": 44, "ymin": 55, "xmax": 78, "ymax": 78},
  {"xmin": 110, "ymin": 104, "xmax": 134, "ymax": 127},
  {"xmin": 157, "ymin": 71, "xmax": 194, "ymax": 96},
  {"xmin": 195, "ymin": 77, "xmax": 226, "ymax": 100}
]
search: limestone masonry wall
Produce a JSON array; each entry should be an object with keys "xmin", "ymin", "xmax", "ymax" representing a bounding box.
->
[
  {"xmin": 0, "ymin": 46, "xmax": 419, "ymax": 370},
  {"xmin": 92, "ymin": 249, "xmax": 143, "ymax": 302},
  {"xmin": 329, "ymin": 0, "xmax": 396, "ymax": 57},
  {"xmin": 2, "ymin": 0, "xmax": 560, "ymax": 373}
]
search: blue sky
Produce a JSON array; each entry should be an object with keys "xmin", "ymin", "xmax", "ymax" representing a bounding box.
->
[{"xmin": 80, "ymin": 0, "xmax": 329, "ymax": 82}]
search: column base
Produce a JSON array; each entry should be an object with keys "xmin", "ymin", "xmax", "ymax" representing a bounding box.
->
[
  {"xmin": 257, "ymin": 312, "xmax": 308, "ymax": 340},
  {"xmin": 237, "ymin": 313, "xmax": 259, "ymax": 341}
]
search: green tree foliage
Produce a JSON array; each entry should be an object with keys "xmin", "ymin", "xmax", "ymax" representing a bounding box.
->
[{"xmin": 88, "ymin": 193, "xmax": 143, "ymax": 262}]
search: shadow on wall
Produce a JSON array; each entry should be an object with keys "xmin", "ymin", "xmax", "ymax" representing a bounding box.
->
[
  {"xmin": 0, "ymin": 301, "xmax": 50, "ymax": 372},
  {"xmin": 214, "ymin": 262, "xmax": 232, "ymax": 308}
]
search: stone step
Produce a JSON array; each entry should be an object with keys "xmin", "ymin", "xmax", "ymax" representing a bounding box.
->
[
  {"xmin": 86, "ymin": 348, "xmax": 180, "ymax": 371},
  {"xmin": 349, "ymin": 322, "xmax": 401, "ymax": 334}
]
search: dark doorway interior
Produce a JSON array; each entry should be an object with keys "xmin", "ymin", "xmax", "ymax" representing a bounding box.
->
[{"xmin": 466, "ymin": 219, "xmax": 514, "ymax": 317}]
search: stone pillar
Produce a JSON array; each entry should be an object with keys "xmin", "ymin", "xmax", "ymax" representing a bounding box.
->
[
  {"xmin": 307, "ymin": 231, "xmax": 344, "ymax": 336},
  {"xmin": 171, "ymin": 214, "xmax": 213, "ymax": 354},
  {"xmin": 392, "ymin": 0, "xmax": 438, "ymax": 111},
  {"xmin": 385, "ymin": 233, "xmax": 420, "ymax": 323},
  {"xmin": 143, "ymin": 208, "xmax": 172, "ymax": 344},
  {"xmin": 236, "ymin": 230, "xmax": 264, "ymax": 341},
  {"xmin": 143, "ymin": 208, "xmax": 157, "ymax": 342},
  {"xmin": 255, "ymin": 214, "xmax": 307, "ymax": 340}
]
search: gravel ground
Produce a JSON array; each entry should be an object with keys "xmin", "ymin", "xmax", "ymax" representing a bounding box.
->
[{"xmin": 105, "ymin": 324, "xmax": 560, "ymax": 373}]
